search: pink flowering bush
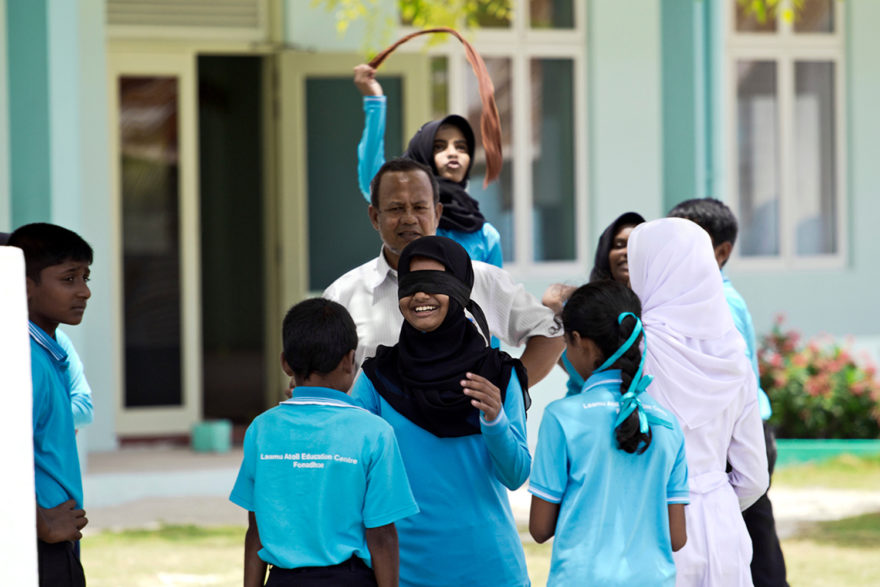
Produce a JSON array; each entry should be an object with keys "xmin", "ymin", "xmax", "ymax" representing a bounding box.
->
[{"xmin": 759, "ymin": 315, "xmax": 880, "ymax": 439}]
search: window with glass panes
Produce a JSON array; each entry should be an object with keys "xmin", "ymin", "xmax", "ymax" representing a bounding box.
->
[
  {"xmin": 407, "ymin": 0, "xmax": 586, "ymax": 270},
  {"xmin": 727, "ymin": 0, "xmax": 845, "ymax": 265}
]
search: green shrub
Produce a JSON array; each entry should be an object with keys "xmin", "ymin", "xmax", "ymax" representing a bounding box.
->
[{"xmin": 759, "ymin": 315, "xmax": 880, "ymax": 439}]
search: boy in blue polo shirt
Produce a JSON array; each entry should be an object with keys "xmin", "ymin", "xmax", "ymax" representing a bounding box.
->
[
  {"xmin": 9, "ymin": 223, "xmax": 92, "ymax": 587},
  {"xmin": 668, "ymin": 198, "xmax": 788, "ymax": 587},
  {"xmin": 230, "ymin": 298, "xmax": 418, "ymax": 587}
]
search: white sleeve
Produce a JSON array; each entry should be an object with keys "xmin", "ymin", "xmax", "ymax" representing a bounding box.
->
[
  {"xmin": 472, "ymin": 262, "xmax": 562, "ymax": 347},
  {"xmin": 727, "ymin": 395, "xmax": 770, "ymax": 511}
]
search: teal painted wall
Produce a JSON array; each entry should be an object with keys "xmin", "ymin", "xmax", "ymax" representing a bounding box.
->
[
  {"xmin": 5, "ymin": 0, "xmax": 116, "ymax": 450},
  {"xmin": 67, "ymin": 0, "xmax": 116, "ymax": 452},
  {"xmin": 588, "ymin": 0, "xmax": 663, "ymax": 234},
  {"xmin": 0, "ymin": 0, "xmax": 9, "ymax": 230},
  {"xmin": 720, "ymin": 0, "xmax": 880, "ymax": 341},
  {"xmin": 7, "ymin": 0, "xmax": 51, "ymax": 224},
  {"xmin": 661, "ymin": 0, "xmax": 700, "ymax": 213}
]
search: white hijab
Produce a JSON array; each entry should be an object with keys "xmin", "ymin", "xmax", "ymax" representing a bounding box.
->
[{"xmin": 628, "ymin": 218, "xmax": 755, "ymax": 429}]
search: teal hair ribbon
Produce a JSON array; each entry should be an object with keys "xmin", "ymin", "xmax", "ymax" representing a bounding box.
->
[{"xmin": 594, "ymin": 312, "xmax": 674, "ymax": 434}]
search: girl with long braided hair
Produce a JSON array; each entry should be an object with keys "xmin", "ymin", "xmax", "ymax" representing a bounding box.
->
[{"xmin": 529, "ymin": 280, "xmax": 689, "ymax": 586}]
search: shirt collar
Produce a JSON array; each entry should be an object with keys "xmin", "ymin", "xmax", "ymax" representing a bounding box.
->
[
  {"xmin": 365, "ymin": 247, "xmax": 398, "ymax": 291},
  {"xmin": 281, "ymin": 386, "xmax": 359, "ymax": 408},
  {"xmin": 581, "ymin": 368, "xmax": 623, "ymax": 394},
  {"xmin": 28, "ymin": 321, "xmax": 69, "ymax": 365}
]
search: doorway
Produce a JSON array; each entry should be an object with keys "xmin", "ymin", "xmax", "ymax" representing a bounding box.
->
[{"xmin": 198, "ymin": 55, "xmax": 268, "ymax": 426}]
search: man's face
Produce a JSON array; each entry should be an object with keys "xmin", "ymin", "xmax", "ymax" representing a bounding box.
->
[
  {"xmin": 27, "ymin": 260, "xmax": 91, "ymax": 334},
  {"xmin": 369, "ymin": 170, "xmax": 442, "ymax": 268}
]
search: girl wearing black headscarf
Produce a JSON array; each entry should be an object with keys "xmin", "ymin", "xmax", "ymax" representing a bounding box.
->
[
  {"xmin": 351, "ymin": 236, "xmax": 531, "ymax": 587},
  {"xmin": 541, "ymin": 211, "xmax": 646, "ymax": 396},
  {"xmin": 588, "ymin": 211, "xmax": 646, "ymax": 283},
  {"xmin": 355, "ymin": 64, "xmax": 504, "ymax": 267}
]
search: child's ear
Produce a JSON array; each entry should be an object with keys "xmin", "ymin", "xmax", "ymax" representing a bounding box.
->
[
  {"xmin": 280, "ymin": 352, "xmax": 294, "ymax": 377},
  {"xmin": 25, "ymin": 277, "xmax": 36, "ymax": 300},
  {"xmin": 713, "ymin": 241, "xmax": 733, "ymax": 268},
  {"xmin": 340, "ymin": 349, "xmax": 357, "ymax": 374}
]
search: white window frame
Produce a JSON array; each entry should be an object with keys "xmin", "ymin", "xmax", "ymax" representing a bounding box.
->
[
  {"xmin": 725, "ymin": 0, "xmax": 846, "ymax": 270},
  {"xmin": 395, "ymin": 1, "xmax": 588, "ymax": 278}
]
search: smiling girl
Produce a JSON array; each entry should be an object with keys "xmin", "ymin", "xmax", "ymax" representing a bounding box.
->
[{"xmin": 350, "ymin": 236, "xmax": 531, "ymax": 586}]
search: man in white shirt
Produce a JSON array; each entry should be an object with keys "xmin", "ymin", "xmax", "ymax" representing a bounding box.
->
[{"xmin": 324, "ymin": 157, "xmax": 563, "ymax": 386}]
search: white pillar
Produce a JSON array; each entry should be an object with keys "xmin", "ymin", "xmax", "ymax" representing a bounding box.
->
[{"xmin": 0, "ymin": 247, "xmax": 38, "ymax": 586}]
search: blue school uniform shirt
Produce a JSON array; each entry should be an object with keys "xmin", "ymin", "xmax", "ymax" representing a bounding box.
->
[
  {"xmin": 357, "ymin": 96, "xmax": 504, "ymax": 268},
  {"xmin": 56, "ymin": 329, "xmax": 93, "ymax": 428},
  {"xmin": 30, "ymin": 322, "xmax": 84, "ymax": 509},
  {"xmin": 351, "ymin": 371, "xmax": 531, "ymax": 587},
  {"xmin": 529, "ymin": 370, "xmax": 689, "ymax": 587},
  {"xmin": 723, "ymin": 275, "xmax": 772, "ymax": 420},
  {"xmin": 229, "ymin": 386, "xmax": 418, "ymax": 570}
]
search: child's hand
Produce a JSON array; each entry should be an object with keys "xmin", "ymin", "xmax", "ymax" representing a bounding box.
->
[
  {"xmin": 36, "ymin": 500, "xmax": 88, "ymax": 543},
  {"xmin": 541, "ymin": 283, "xmax": 575, "ymax": 316},
  {"xmin": 462, "ymin": 372, "xmax": 503, "ymax": 423},
  {"xmin": 354, "ymin": 64, "xmax": 383, "ymax": 96}
]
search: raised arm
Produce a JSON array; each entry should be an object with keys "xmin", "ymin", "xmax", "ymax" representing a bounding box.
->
[{"xmin": 355, "ymin": 64, "xmax": 387, "ymax": 202}]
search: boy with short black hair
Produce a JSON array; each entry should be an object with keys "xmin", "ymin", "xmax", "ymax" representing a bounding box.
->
[
  {"xmin": 230, "ymin": 298, "xmax": 418, "ymax": 587},
  {"xmin": 668, "ymin": 198, "xmax": 788, "ymax": 587},
  {"xmin": 8, "ymin": 222, "xmax": 92, "ymax": 587}
]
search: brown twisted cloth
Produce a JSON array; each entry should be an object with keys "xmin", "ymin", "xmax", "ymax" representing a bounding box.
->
[{"xmin": 368, "ymin": 27, "xmax": 502, "ymax": 188}]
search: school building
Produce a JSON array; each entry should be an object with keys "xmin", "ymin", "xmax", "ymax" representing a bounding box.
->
[{"xmin": 1, "ymin": 0, "xmax": 877, "ymax": 454}]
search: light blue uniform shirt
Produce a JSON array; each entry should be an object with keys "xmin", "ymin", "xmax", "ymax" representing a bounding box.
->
[
  {"xmin": 30, "ymin": 322, "xmax": 84, "ymax": 509},
  {"xmin": 229, "ymin": 386, "xmax": 418, "ymax": 570},
  {"xmin": 530, "ymin": 370, "xmax": 689, "ymax": 587},
  {"xmin": 351, "ymin": 372, "xmax": 531, "ymax": 587},
  {"xmin": 723, "ymin": 276, "xmax": 772, "ymax": 420},
  {"xmin": 357, "ymin": 95, "xmax": 504, "ymax": 267},
  {"xmin": 56, "ymin": 329, "xmax": 93, "ymax": 428}
]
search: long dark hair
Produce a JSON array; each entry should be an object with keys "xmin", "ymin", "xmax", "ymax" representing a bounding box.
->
[{"xmin": 562, "ymin": 281, "xmax": 652, "ymax": 454}]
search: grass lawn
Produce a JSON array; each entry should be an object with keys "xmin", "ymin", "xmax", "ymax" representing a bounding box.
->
[
  {"xmin": 774, "ymin": 453, "xmax": 880, "ymax": 490},
  {"xmin": 782, "ymin": 513, "xmax": 880, "ymax": 586},
  {"xmin": 81, "ymin": 456, "xmax": 880, "ymax": 586},
  {"xmin": 83, "ymin": 525, "xmax": 244, "ymax": 587}
]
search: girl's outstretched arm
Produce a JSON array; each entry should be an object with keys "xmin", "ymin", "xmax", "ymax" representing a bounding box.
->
[
  {"xmin": 244, "ymin": 512, "xmax": 267, "ymax": 587},
  {"xmin": 667, "ymin": 504, "xmax": 687, "ymax": 551},
  {"xmin": 529, "ymin": 495, "xmax": 559, "ymax": 543}
]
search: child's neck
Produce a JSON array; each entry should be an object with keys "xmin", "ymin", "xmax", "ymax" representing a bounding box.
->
[
  {"xmin": 294, "ymin": 374, "xmax": 349, "ymax": 394},
  {"xmin": 29, "ymin": 315, "xmax": 58, "ymax": 338}
]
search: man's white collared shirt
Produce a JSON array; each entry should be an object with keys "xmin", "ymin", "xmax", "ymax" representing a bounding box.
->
[{"xmin": 323, "ymin": 250, "xmax": 561, "ymax": 367}]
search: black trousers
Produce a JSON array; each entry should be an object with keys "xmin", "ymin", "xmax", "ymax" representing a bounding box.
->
[
  {"xmin": 37, "ymin": 539, "xmax": 85, "ymax": 587},
  {"xmin": 743, "ymin": 421, "xmax": 788, "ymax": 587},
  {"xmin": 265, "ymin": 556, "xmax": 378, "ymax": 587}
]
